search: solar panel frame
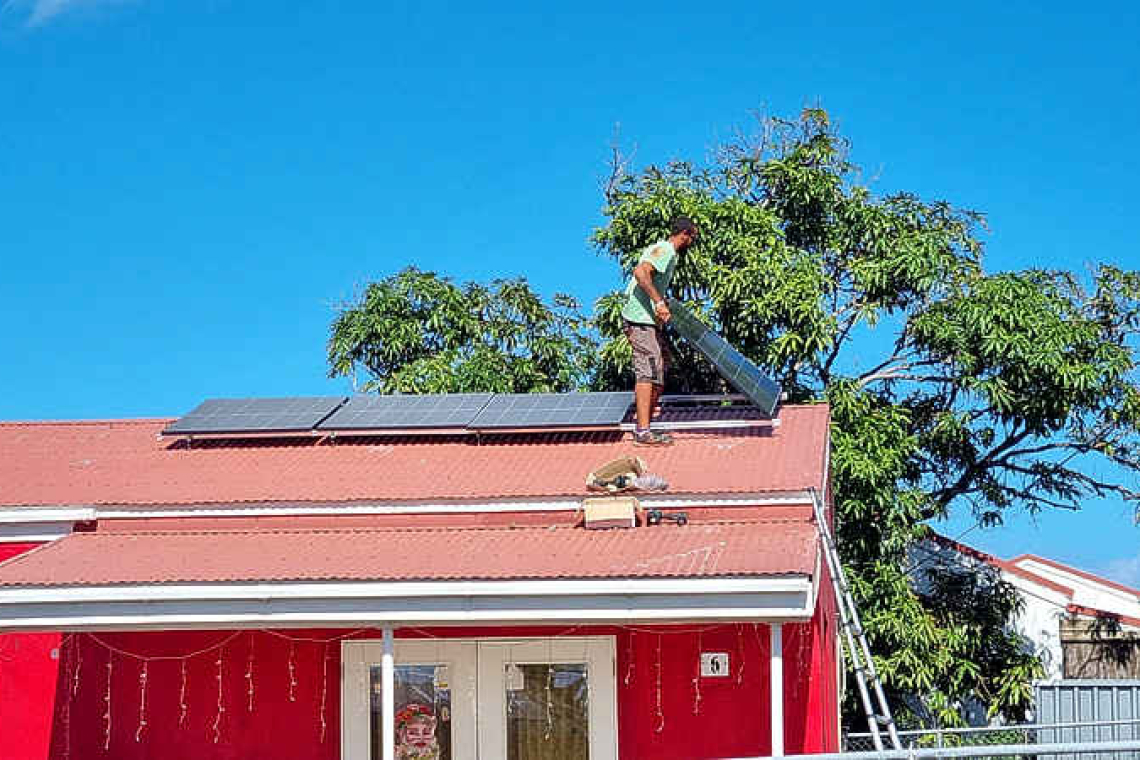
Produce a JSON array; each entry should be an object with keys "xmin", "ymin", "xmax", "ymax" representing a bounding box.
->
[
  {"xmin": 468, "ymin": 391, "xmax": 635, "ymax": 430},
  {"xmin": 667, "ymin": 300, "xmax": 782, "ymax": 417},
  {"xmin": 163, "ymin": 396, "xmax": 348, "ymax": 435},
  {"xmin": 317, "ymin": 393, "xmax": 494, "ymax": 432}
]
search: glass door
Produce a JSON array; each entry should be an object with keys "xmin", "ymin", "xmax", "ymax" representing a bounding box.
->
[
  {"xmin": 478, "ymin": 638, "xmax": 617, "ymax": 760},
  {"xmin": 342, "ymin": 637, "xmax": 616, "ymax": 760}
]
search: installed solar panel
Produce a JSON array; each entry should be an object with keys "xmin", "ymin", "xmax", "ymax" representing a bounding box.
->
[
  {"xmin": 163, "ymin": 396, "xmax": 347, "ymax": 435},
  {"xmin": 667, "ymin": 300, "xmax": 781, "ymax": 417},
  {"xmin": 468, "ymin": 392, "xmax": 634, "ymax": 430},
  {"xmin": 317, "ymin": 393, "xmax": 494, "ymax": 431}
]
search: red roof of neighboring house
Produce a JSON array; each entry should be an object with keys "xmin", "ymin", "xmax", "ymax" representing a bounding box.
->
[
  {"xmin": 0, "ymin": 405, "xmax": 829, "ymax": 508},
  {"xmin": 0, "ymin": 519, "xmax": 818, "ymax": 586},
  {"xmin": 1010, "ymin": 554, "xmax": 1140, "ymax": 601},
  {"xmin": 925, "ymin": 533, "xmax": 1074, "ymax": 598},
  {"xmin": 1066, "ymin": 603, "xmax": 1140, "ymax": 630}
]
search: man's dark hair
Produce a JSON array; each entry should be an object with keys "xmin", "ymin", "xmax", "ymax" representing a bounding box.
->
[{"xmin": 671, "ymin": 216, "xmax": 699, "ymax": 240}]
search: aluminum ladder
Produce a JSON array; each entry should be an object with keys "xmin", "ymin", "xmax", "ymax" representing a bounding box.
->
[{"xmin": 810, "ymin": 488, "xmax": 902, "ymax": 751}]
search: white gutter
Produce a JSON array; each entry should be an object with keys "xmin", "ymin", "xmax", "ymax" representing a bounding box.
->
[
  {"xmin": 0, "ymin": 507, "xmax": 95, "ymax": 543},
  {"xmin": 0, "ymin": 577, "xmax": 815, "ymax": 632},
  {"xmin": 38, "ymin": 491, "xmax": 811, "ymax": 521},
  {"xmin": 0, "ymin": 508, "xmax": 94, "ymax": 544},
  {"xmin": 0, "ymin": 524, "xmax": 74, "ymax": 543},
  {"xmin": 0, "ymin": 507, "xmax": 96, "ymax": 524},
  {"xmin": 0, "ymin": 577, "xmax": 806, "ymax": 603}
]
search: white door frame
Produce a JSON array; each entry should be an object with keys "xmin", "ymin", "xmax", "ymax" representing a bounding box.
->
[
  {"xmin": 478, "ymin": 637, "xmax": 618, "ymax": 760},
  {"xmin": 342, "ymin": 635, "xmax": 617, "ymax": 760}
]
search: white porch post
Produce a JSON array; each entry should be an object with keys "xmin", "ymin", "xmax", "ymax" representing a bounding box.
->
[
  {"xmin": 382, "ymin": 627, "xmax": 395, "ymax": 760},
  {"xmin": 770, "ymin": 623, "xmax": 784, "ymax": 757}
]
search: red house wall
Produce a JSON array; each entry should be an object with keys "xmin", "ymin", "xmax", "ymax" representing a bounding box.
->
[
  {"xmin": 784, "ymin": 567, "xmax": 840, "ymax": 752},
  {"xmin": 48, "ymin": 616, "xmax": 837, "ymax": 759},
  {"xmin": 0, "ymin": 542, "xmax": 62, "ymax": 760}
]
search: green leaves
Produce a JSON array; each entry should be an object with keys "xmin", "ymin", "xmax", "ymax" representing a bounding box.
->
[{"xmin": 327, "ymin": 267, "xmax": 595, "ymax": 394}]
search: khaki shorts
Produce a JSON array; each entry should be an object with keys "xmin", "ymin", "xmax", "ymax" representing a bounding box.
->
[{"xmin": 625, "ymin": 321, "xmax": 668, "ymax": 386}]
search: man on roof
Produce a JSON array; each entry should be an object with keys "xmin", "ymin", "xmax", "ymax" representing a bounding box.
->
[{"xmin": 621, "ymin": 215, "xmax": 700, "ymax": 446}]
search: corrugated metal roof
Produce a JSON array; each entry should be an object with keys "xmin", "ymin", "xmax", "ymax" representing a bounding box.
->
[
  {"xmin": 0, "ymin": 405, "xmax": 830, "ymax": 508},
  {"xmin": 0, "ymin": 520, "xmax": 818, "ymax": 586}
]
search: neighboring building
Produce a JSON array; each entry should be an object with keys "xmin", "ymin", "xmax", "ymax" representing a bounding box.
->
[
  {"xmin": 0, "ymin": 400, "xmax": 840, "ymax": 760},
  {"xmin": 915, "ymin": 535, "xmax": 1140, "ymax": 682}
]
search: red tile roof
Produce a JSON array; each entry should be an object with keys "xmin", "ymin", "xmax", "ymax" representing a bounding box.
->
[
  {"xmin": 0, "ymin": 405, "xmax": 829, "ymax": 507},
  {"xmin": 1067, "ymin": 603, "xmax": 1140, "ymax": 630},
  {"xmin": 926, "ymin": 533, "xmax": 1074, "ymax": 598},
  {"xmin": 0, "ymin": 520, "xmax": 818, "ymax": 586},
  {"xmin": 1010, "ymin": 554, "xmax": 1140, "ymax": 600}
]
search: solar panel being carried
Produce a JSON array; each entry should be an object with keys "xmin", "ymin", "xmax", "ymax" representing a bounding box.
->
[
  {"xmin": 468, "ymin": 391, "xmax": 635, "ymax": 430},
  {"xmin": 318, "ymin": 393, "xmax": 493, "ymax": 432},
  {"xmin": 163, "ymin": 397, "xmax": 347, "ymax": 435},
  {"xmin": 667, "ymin": 299, "xmax": 782, "ymax": 417}
]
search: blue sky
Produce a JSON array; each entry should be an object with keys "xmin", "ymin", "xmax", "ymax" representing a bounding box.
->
[{"xmin": 2, "ymin": 1, "xmax": 1138, "ymax": 582}]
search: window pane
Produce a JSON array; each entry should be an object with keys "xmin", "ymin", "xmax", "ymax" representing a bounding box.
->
[
  {"xmin": 505, "ymin": 664, "xmax": 588, "ymax": 760},
  {"xmin": 370, "ymin": 664, "xmax": 452, "ymax": 760}
]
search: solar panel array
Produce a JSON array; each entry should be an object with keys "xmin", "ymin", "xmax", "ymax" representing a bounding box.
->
[
  {"xmin": 468, "ymin": 391, "xmax": 634, "ymax": 429},
  {"xmin": 164, "ymin": 391, "xmax": 637, "ymax": 436},
  {"xmin": 163, "ymin": 397, "xmax": 346, "ymax": 435},
  {"xmin": 668, "ymin": 299, "xmax": 782, "ymax": 417},
  {"xmin": 163, "ymin": 310, "xmax": 781, "ymax": 437},
  {"xmin": 319, "ymin": 393, "xmax": 494, "ymax": 431}
]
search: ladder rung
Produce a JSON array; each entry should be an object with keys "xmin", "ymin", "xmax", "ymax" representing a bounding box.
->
[{"xmin": 811, "ymin": 489, "xmax": 901, "ymax": 750}]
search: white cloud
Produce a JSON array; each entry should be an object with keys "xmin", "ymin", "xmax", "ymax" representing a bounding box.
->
[
  {"xmin": 1100, "ymin": 555, "xmax": 1140, "ymax": 590},
  {"xmin": 3, "ymin": 0, "xmax": 133, "ymax": 26}
]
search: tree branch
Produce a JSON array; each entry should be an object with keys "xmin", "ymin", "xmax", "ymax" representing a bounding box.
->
[{"xmin": 924, "ymin": 425, "xmax": 1033, "ymax": 517}]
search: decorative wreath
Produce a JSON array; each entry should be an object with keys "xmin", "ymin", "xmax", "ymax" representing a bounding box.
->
[{"xmin": 395, "ymin": 703, "xmax": 434, "ymax": 731}]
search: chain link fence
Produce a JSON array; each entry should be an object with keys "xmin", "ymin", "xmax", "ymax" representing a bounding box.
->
[{"xmin": 844, "ymin": 719, "xmax": 1140, "ymax": 759}]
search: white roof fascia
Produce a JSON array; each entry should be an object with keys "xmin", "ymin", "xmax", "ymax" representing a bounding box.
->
[{"xmin": 0, "ymin": 576, "xmax": 814, "ymax": 632}]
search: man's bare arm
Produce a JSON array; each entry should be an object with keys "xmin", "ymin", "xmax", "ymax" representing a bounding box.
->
[{"xmin": 633, "ymin": 261, "xmax": 671, "ymax": 323}]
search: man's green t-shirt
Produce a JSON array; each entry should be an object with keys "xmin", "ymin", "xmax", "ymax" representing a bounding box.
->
[{"xmin": 621, "ymin": 240, "xmax": 677, "ymax": 325}]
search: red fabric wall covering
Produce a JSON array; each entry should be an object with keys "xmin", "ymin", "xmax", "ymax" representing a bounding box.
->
[
  {"xmin": 54, "ymin": 629, "xmax": 342, "ymax": 760},
  {"xmin": 49, "ymin": 618, "xmax": 838, "ymax": 760},
  {"xmin": 0, "ymin": 542, "xmax": 61, "ymax": 760}
]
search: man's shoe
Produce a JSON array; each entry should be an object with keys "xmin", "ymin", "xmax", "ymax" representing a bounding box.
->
[{"xmin": 633, "ymin": 429, "xmax": 673, "ymax": 446}]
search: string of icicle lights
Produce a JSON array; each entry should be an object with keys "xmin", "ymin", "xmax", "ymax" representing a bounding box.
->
[{"xmin": 55, "ymin": 622, "xmax": 796, "ymax": 752}]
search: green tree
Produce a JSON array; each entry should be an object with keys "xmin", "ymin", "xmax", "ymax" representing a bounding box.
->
[
  {"xmin": 328, "ymin": 267, "xmax": 596, "ymax": 393},
  {"xmin": 329, "ymin": 109, "xmax": 1140, "ymax": 728}
]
